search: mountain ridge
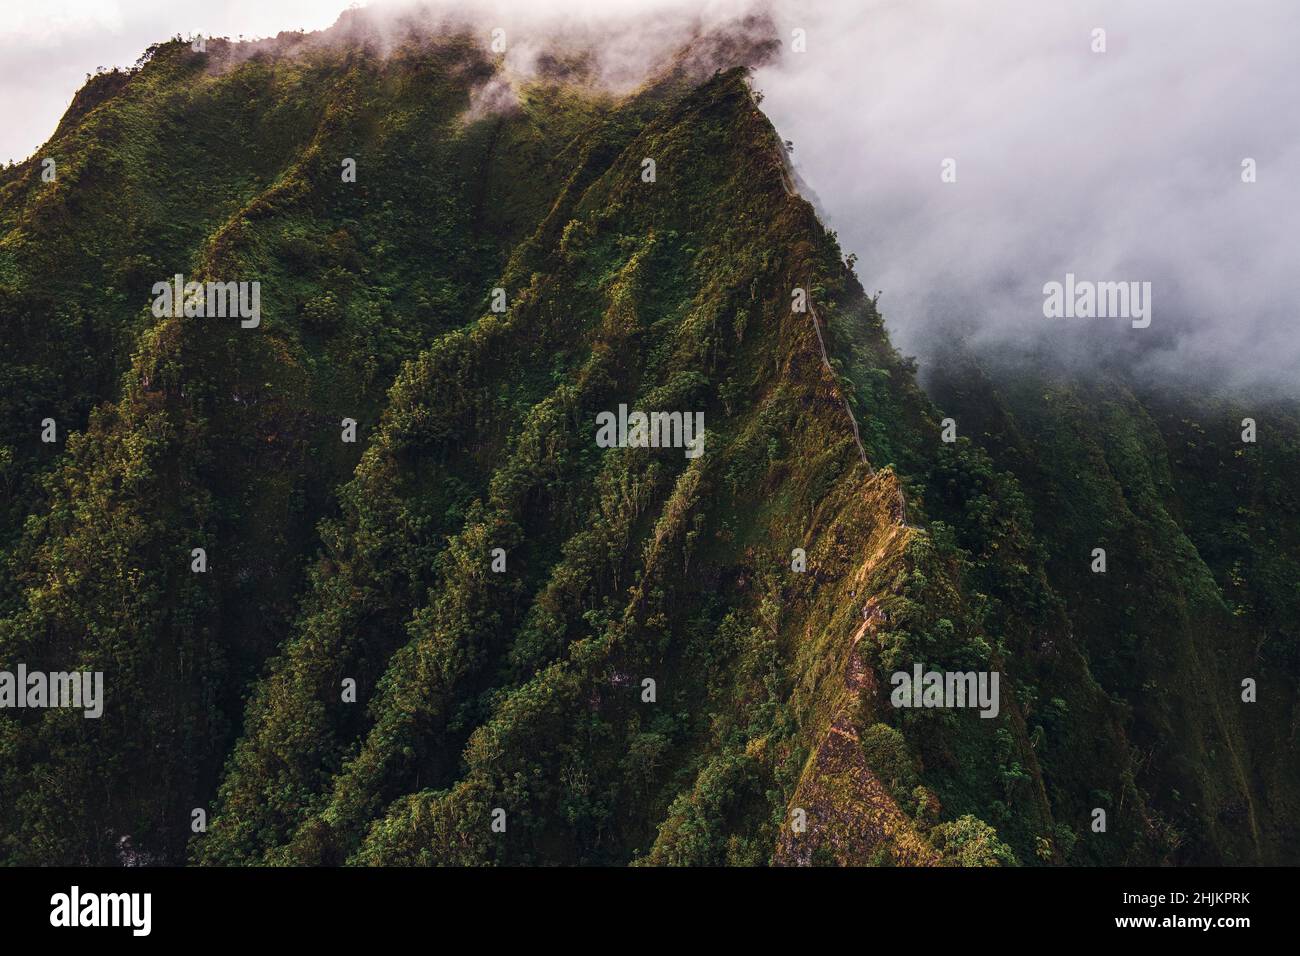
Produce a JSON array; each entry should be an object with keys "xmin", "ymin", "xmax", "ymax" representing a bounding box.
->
[{"xmin": 1, "ymin": 18, "xmax": 1296, "ymax": 866}]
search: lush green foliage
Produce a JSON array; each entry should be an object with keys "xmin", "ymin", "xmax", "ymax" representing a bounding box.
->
[{"xmin": 1, "ymin": 27, "xmax": 1295, "ymax": 867}]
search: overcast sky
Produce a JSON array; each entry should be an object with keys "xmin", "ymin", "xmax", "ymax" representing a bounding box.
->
[
  {"xmin": 1, "ymin": 2, "xmax": 347, "ymax": 165},
  {"xmin": 757, "ymin": 0, "xmax": 1300, "ymax": 392},
  {"xmin": 4, "ymin": 0, "xmax": 1296, "ymax": 393}
]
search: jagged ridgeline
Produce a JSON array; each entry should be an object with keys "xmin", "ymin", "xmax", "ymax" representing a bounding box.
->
[{"xmin": 1, "ymin": 16, "xmax": 1297, "ymax": 867}]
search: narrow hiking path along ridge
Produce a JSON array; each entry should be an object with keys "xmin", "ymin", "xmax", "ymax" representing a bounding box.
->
[{"xmin": 758, "ymin": 90, "xmax": 871, "ymax": 470}]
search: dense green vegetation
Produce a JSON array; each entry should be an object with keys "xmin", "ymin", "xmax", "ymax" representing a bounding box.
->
[{"xmin": 1, "ymin": 19, "xmax": 1295, "ymax": 866}]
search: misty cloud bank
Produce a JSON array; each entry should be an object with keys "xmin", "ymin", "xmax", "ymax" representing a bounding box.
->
[
  {"xmin": 279, "ymin": 0, "xmax": 1300, "ymax": 396},
  {"xmin": 6, "ymin": 0, "xmax": 1297, "ymax": 394},
  {"xmin": 753, "ymin": 0, "xmax": 1300, "ymax": 395},
  {"xmin": 199, "ymin": 0, "xmax": 778, "ymax": 93}
]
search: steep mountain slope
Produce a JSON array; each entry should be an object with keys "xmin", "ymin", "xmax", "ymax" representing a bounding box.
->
[
  {"xmin": 927, "ymin": 356, "xmax": 1300, "ymax": 863},
  {"xmin": 1, "ymin": 16, "xmax": 1296, "ymax": 866},
  {"xmin": 0, "ymin": 24, "xmax": 663, "ymax": 863}
]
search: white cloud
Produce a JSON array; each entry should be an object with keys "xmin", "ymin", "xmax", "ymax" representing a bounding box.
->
[
  {"xmin": 754, "ymin": 0, "xmax": 1300, "ymax": 391},
  {"xmin": 0, "ymin": 1, "xmax": 350, "ymax": 163}
]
